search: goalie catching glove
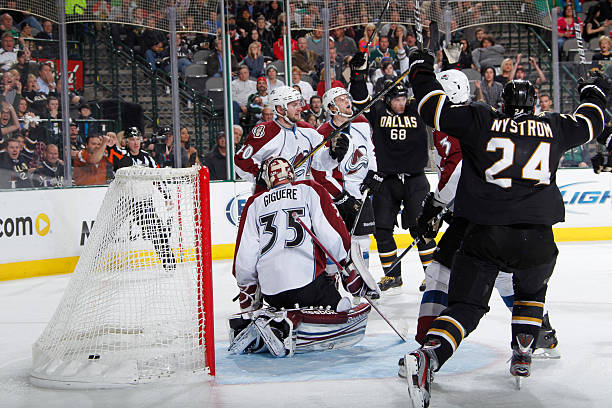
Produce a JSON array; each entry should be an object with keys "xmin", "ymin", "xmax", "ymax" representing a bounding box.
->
[
  {"xmin": 417, "ymin": 192, "xmax": 446, "ymax": 238},
  {"xmin": 360, "ymin": 170, "xmax": 384, "ymax": 195}
]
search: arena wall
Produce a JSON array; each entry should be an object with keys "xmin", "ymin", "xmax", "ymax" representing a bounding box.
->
[{"xmin": 1, "ymin": 169, "xmax": 610, "ymax": 281}]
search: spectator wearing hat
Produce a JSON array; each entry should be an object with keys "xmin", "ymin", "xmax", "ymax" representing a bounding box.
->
[
  {"xmin": 473, "ymin": 65, "xmax": 503, "ymax": 109},
  {"xmin": 243, "ymin": 41, "xmax": 265, "ymax": 78},
  {"xmin": 36, "ymin": 62, "xmax": 56, "ymax": 95},
  {"xmin": 77, "ymin": 102, "xmax": 95, "ymax": 142},
  {"xmin": 203, "ymin": 131, "xmax": 228, "ymax": 180},
  {"xmin": 265, "ymin": 65, "xmax": 284, "ymax": 91},
  {"xmin": 246, "ymin": 76, "xmax": 269, "ymax": 123}
]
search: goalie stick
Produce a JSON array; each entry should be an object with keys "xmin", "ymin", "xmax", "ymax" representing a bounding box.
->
[
  {"xmin": 386, "ymin": 198, "xmax": 455, "ymax": 274},
  {"xmin": 292, "ymin": 213, "xmax": 407, "ymax": 342}
]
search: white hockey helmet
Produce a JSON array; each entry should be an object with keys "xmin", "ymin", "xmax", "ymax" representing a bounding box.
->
[
  {"xmin": 262, "ymin": 156, "xmax": 295, "ymax": 188},
  {"xmin": 269, "ymin": 86, "xmax": 303, "ymax": 111},
  {"xmin": 322, "ymin": 87, "xmax": 352, "ymax": 118},
  {"xmin": 436, "ymin": 69, "xmax": 471, "ymax": 104}
]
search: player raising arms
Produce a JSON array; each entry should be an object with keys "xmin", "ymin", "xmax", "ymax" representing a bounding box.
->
[
  {"xmin": 313, "ymin": 87, "xmax": 384, "ymax": 275},
  {"xmin": 349, "ymin": 51, "xmax": 436, "ymax": 292},
  {"xmin": 403, "ymin": 50, "xmax": 608, "ymax": 407},
  {"xmin": 412, "ymin": 69, "xmax": 559, "ymax": 358},
  {"xmin": 234, "ymin": 86, "xmax": 349, "ymax": 189}
]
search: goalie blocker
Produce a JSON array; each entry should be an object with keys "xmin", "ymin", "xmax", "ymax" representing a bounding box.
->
[{"xmin": 228, "ymin": 303, "xmax": 371, "ymax": 357}]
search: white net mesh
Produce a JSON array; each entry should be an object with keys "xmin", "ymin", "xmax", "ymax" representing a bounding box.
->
[
  {"xmin": 289, "ymin": 0, "xmax": 552, "ymax": 31},
  {"xmin": 31, "ymin": 166, "xmax": 212, "ymax": 388}
]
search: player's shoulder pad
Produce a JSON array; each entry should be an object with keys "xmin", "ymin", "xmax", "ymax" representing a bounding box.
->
[
  {"xmin": 249, "ymin": 121, "xmax": 281, "ymax": 141},
  {"xmin": 317, "ymin": 121, "xmax": 334, "ymax": 138},
  {"xmin": 352, "ymin": 114, "xmax": 369, "ymax": 124},
  {"xmin": 296, "ymin": 120, "xmax": 316, "ymax": 130}
]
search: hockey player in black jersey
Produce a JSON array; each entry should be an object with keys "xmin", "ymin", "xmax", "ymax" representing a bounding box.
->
[
  {"xmin": 348, "ymin": 52, "xmax": 436, "ymax": 292},
  {"xmin": 403, "ymin": 50, "xmax": 609, "ymax": 407}
]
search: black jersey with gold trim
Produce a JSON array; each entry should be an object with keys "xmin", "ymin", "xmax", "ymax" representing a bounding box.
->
[{"xmin": 410, "ymin": 76, "xmax": 605, "ymax": 226}]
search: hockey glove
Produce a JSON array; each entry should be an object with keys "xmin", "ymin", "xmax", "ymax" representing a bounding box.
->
[
  {"xmin": 408, "ymin": 50, "xmax": 435, "ymax": 82},
  {"xmin": 596, "ymin": 125, "xmax": 612, "ymax": 150},
  {"xmin": 578, "ymin": 73, "xmax": 611, "ymax": 108},
  {"xmin": 256, "ymin": 165, "xmax": 268, "ymax": 188},
  {"xmin": 238, "ymin": 283, "xmax": 262, "ymax": 313},
  {"xmin": 360, "ymin": 170, "xmax": 385, "ymax": 195},
  {"xmin": 329, "ymin": 133, "xmax": 350, "ymax": 162},
  {"xmin": 350, "ymin": 52, "xmax": 368, "ymax": 82},
  {"xmin": 334, "ymin": 190, "xmax": 361, "ymax": 229},
  {"xmin": 417, "ymin": 192, "xmax": 445, "ymax": 238}
]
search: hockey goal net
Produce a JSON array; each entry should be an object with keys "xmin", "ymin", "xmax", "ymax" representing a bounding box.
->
[{"xmin": 31, "ymin": 166, "xmax": 214, "ymax": 388}]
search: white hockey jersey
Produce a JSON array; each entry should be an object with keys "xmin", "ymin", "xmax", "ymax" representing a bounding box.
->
[
  {"xmin": 312, "ymin": 115, "xmax": 377, "ymax": 200},
  {"xmin": 233, "ymin": 180, "xmax": 350, "ymax": 296},
  {"xmin": 234, "ymin": 120, "xmax": 337, "ymax": 187}
]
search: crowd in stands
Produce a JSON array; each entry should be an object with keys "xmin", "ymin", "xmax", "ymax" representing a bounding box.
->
[{"xmin": 1, "ymin": 0, "xmax": 608, "ymax": 187}]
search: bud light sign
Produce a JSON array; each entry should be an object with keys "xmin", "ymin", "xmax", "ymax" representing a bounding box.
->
[
  {"xmin": 559, "ymin": 181, "xmax": 611, "ymax": 215},
  {"xmin": 225, "ymin": 191, "xmax": 252, "ymax": 226}
]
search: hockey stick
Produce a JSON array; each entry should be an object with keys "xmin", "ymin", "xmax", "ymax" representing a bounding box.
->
[
  {"xmin": 414, "ymin": 0, "xmax": 423, "ymax": 51},
  {"xmin": 386, "ymin": 198, "xmax": 455, "ymax": 273},
  {"xmin": 366, "ymin": 0, "xmax": 392, "ymax": 51},
  {"xmin": 350, "ymin": 188, "xmax": 369, "ymax": 238},
  {"xmin": 293, "ymin": 213, "xmax": 408, "ymax": 342},
  {"xmin": 295, "ymin": 67, "xmax": 413, "ymax": 169},
  {"xmin": 570, "ymin": 4, "xmax": 588, "ymax": 81}
]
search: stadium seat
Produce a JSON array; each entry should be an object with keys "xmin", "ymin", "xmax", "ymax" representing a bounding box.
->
[
  {"xmin": 193, "ymin": 50, "xmax": 212, "ymax": 63},
  {"xmin": 461, "ymin": 68, "xmax": 481, "ymax": 81},
  {"xmin": 589, "ymin": 37, "xmax": 601, "ymax": 51},
  {"xmin": 185, "ymin": 64, "xmax": 206, "ymax": 78},
  {"xmin": 185, "ymin": 75, "xmax": 208, "ymax": 95}
]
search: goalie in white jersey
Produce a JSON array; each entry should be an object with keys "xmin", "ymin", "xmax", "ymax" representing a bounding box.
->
[
  {"xmin": 233, "ymin": 157, "xmax": 372, "ymax": 313},
  {"xmin": 234, "ymin": 86, "xmax": 349, "ymax": 191}
]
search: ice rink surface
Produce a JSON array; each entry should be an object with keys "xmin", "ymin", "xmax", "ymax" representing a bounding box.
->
[{"xmin": 1, "ymin": 241, "xmax": 611, "ymax": 408}]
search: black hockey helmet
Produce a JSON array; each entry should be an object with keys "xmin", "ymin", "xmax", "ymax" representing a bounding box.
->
[
  {"xmin": 125, "ymin": 126, "xmax": 142, "ymax": 139},
  {"xmin": 384, "ymin": 80, "xmax": 408, "ymax": 106},
  {"xmin": 501, "ymin": 80, "xmax": 536, "ymax": 116}
]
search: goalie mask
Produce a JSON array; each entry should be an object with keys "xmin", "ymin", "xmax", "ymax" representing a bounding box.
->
[
  {"xmin": 502, "ymin": 80, "xmax": 536, "ymax": 116},
  {"xmin": 322, "ymin": 87, "xmax": 353, "ymax": 118},
  {"xmin": 436, "ymin": 70, "xmax": 471, "ymax": 104},
  {"xmin": 262, "ymin": 157, "xmax": 295, "ymax": 188}
]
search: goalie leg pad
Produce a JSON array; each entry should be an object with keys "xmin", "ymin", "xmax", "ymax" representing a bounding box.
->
[
  {"xmin": 228, "ymin": 319, "xmax": 263, "ymax": 355},
  {"xmin": 349, "ymin": 239, "xmax": 381, "ymax": 297},
  {"xmin": 253, "ymin": 315, "xmax": 295, "ymax": 357}
]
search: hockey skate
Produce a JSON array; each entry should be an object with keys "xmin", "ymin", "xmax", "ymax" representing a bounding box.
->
[
  {"xmin": 404, "ymin": 340, "xmax": 439, "ymax": 408},
  {"xmin": 378, "ymin": 275, "xmax": 403, "ymax": 292},
  {"xmin": 533, "ymin": 313, "xmax": 560, "ymax": 359},
  {"xmin": 510, "ymin": 333, "xmax": 534, "ymax": 390}
]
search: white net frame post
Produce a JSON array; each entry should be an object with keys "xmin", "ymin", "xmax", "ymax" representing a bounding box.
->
[{"xmin": 31, "ymin": 166, "xmax": 214, "ymax": 389}]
